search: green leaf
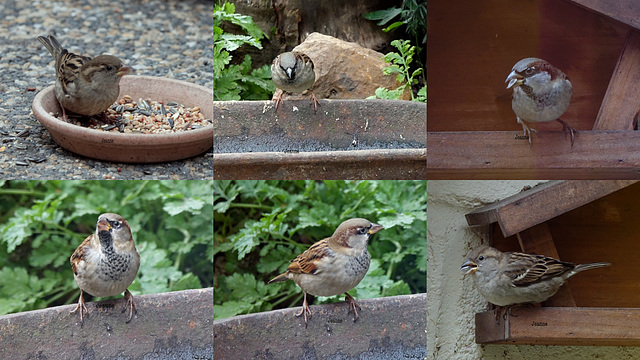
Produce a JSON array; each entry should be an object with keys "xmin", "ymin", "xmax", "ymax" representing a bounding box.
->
[{"xmin": 363, "ymin": 8, "xmax": 402, "ymax": 25}]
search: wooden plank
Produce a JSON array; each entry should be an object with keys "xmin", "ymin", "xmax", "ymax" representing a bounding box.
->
[
  {"xmin": 594, "ymin": 29, "xmax": 640, "ymax": 130},
  {"xmin": 427, "ymin": 131, "xmax": 640, "ymax": 179},
  {"xmin": 476, "ymin": 307, "xmax": 640, "ymax": 345},
  {"xmin": 517, "ymin": 223, "xmax": 576, "ymax": 307},
  {"xmin": 569, "ymin": 0, "xmax": 640, "ymax": 30},
  {"xmin": 465, "ymin": 180, "xmax": 637, "ymax": 236}
]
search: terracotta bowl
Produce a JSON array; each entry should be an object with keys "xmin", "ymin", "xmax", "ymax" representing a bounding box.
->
[{"xmin": 32, "ymin": 75, "xmax": 213, "ymax": 163}]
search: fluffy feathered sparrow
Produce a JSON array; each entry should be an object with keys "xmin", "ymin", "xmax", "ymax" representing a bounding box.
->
[
  {"xmin": 37, "ymin": 35, "xmax": 132, "ymax": 121},
  {"xmin": 70, "ymin": 213, "xmax": 140, "ymax": 324},
  {"xmin": 271, "ymin": 51, "xmax": 320, "ymax": 112},
  {"xmin": 460, "ymin": 245, "xmax": 609, "ymax": 310},
  {"xmin": 506, "ymin": 57, "xmax": 575, "ymax": 145},
  {"xmin": 268, "ymin": 218, "xmax": 383, "ymax": 326}
]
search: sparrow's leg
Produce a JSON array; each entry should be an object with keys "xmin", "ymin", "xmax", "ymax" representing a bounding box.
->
[
  {"xmin": 123, "ymin": 289, "xmax": 137, "ymax": 323},
  {"xmin": 556, "ymin": 119, "xmax": 576, "ymax": 146},
  {"xmin": 295, "ymin": 291, "xmax": 312, "ymax": 326},
  {"xmin": 60, "ymin": 103, "xmax": 69, "ymax": 122},
  {"xmin": 516, "ymin": 117, "xmax": 537, "ymax": 144},
  {"xmin": 309, "ymin": 91, "xmax": 320, "ymax": 113},
  {"xmin": 344, "ymin": 293, "xmax": 362, "ymax": 322},
  {"xmin": 274, "ymin": 91, "xmax": 285, "ymax": 110},
  {"xmin": 70, "ymin": 290, "xmax": 88, "ymax": 324}
]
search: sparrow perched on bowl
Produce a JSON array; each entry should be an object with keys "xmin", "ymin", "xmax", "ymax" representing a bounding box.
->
[
  {"xmin": 37, "ymin": 35, "xmax": 132, "ymax": 121},
  {"xmin": 506, "ymin": 57, "xmax": 575, "ymax": 145},
  {"xmin": 271, "ymin": 51, "xmax": 320, "ymax": 112},
  {"xmin": 70, "ymin": 213, "xmax": 140, "ymax": 324},
  {"xmin": 268, "ymin": 218, "xmax": 383, "ymax": 326},
  {"xmin": 460, "ymin": 245, "xmax": 609, "ymax": 317}
]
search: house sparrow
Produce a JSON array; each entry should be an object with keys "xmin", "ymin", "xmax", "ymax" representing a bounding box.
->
[
  {"xmin": 37, "ymin": 35, "xmax": 132, "ymax": 121},
  {"xmin": 506, "ymin": 57, "xmax": 575, "ymax": 145},
  {"xmin": 460, "ymin": 245, "xmax": 609, "ymax": 311},
  {"xmin": 268, "ymin": 218, "xmax": 383, "ymax": 326},
  {"xmin": 70, "ymin": 213, "xmax": 140, "ymax": 324},
  {"xmin": 271, "ymin": 51, "xmax": 320, "ymax": 112}
]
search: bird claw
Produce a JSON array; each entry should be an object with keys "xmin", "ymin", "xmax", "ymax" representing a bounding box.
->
[
  {"xmin": 123, "ymin": 289, "xmax": 137, "ymax": 323},
  {"xmin": 70, "ymin": 290, "xmax": 88, "ymax": 326},
  {"xmin": 310, "ymin": 92, "xmax": 320, "ymax": 113},
  {"xmin": 345, "ymin": 293, "xmax": 361, "ymax": 322},
  {"xmin": 517, "ymin": 117, "xmax": 536, "ymax": 144},
  {"xmin": 556, "ymin": 119, "xmax": 576, "ymax": 146},
  {"xmin": 295, "ymin": 292, "xmax": 312, "ymax": 328}
]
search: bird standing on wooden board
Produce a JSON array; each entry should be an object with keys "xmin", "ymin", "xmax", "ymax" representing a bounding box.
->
[
  {"xmin": 506, "ymin": 57, "xmax": 576, "ymax": 145},
  {"xmin": 460, "ymin": 245, "xmax": 609, "ymax": 322},
  {"xmin": 37, "ymin": 35, "xmax": 132, "ymax": 121},
  {"xmin": 271, "ymin": 51, "xmax": 320, "ymax": 112},
  {"xmin": 70, "ymin": 213, "xmax": 140, "ymax": 325},
  {"xmin": 268, "ymin": 218, "xmax": 383, "ymax": 326}
]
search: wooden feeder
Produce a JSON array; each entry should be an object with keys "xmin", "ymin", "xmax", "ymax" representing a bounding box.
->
[
  {"xmin": 427, "ymin": 0, "xmax": 640, "ymax": 179},
  {"xmin": 465, "ymin": 180, "xmax": 640, "ymax": 345}
]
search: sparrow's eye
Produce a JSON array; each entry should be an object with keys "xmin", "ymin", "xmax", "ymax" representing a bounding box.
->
[
  {"xmin": 358, "ymin": 227, "xmax": 368, "ymax": 235},
  {"xmin": 524, "ymin": 67, "xmax": 535, "ymax": 76},
  {"xmin": 106, "ymin": 65, "xmax": 114, "ymax": 71},
  {"xmin": 478, "ymin": 255, "xmax": 485, "ymax": 261},
  {"xmin": 111, "ymin": 220, "xmax": 121, "ymax": 229}
]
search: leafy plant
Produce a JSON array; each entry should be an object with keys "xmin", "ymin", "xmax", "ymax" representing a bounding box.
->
[
  {"xmin": 365, "ymin": 1, "xmax": 426, "ymax": 102},
  {"xmin": 368, "ymin": 39, "xmax": 426, "ymax": 102},
  {"xmin": 0, "ymin": 180, "xmax": 213, "ymax": 316},
  {"xmin": 214, "ymin": 180, "xmax": 426, "ymax": 320},
  {"xmin": 364, "ymin": 0, "xmax": 427, "ymax": 48},
  {"xmin": 213, "ymin": 2, "xmax": 275, "ymax": 100}
]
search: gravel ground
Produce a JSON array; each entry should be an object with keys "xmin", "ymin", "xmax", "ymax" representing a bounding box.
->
[{"xmin": 0, "ymin": 0, "xmax": 213, "ymax": 179}]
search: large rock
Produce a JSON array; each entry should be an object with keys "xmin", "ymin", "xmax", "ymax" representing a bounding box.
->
[{"xmin": 273, "ymin": 32, "xmax": 409, "ymax": 102}]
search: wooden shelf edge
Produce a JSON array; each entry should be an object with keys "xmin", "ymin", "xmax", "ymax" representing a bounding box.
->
[
  {"xmin": 465, "ymin": 180, "xmax": 637, "ymax": 236},
  {"xmin": 427, "ymin": 131, "xmax": 640, "ymax": 179},
  {"xmin": 568, "ymin": 0, "xmax": 640, "ymax": 31},
  {"xmin": 476, "ymin": 307, "xmax": 640, "ymax": 346}
]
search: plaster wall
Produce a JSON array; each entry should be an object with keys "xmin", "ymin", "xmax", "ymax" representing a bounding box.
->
[{"xmin": 427, "ymin": 180, "xmax": 640, "ymax": 360}]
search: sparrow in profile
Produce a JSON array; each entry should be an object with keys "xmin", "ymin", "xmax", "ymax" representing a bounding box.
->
[
  {"xmin": 461, "ymin": 245, "xmax": 609, "ymax": 320},
  {"xmin": 271, "ymin": 51, "xmax": 320, "ymax": 112},
  {"xmin": 506, "ymin": 57, "xmax": 575, "ymax": 145},
  {"xmin": 268, "ymin": 218, "xmax": 383, "ymax": 326},
  {"xmin": 70, "ymin": 213, "xmax": 140, "ymax": 324},
  {"xmin": 37, "ymin": 35, "xmax": 132, "ymax": 121}
]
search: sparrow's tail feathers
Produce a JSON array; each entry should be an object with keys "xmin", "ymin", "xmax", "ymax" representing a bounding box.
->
[
  {"xmin": 36, "ymin": 35, "xmax": 63, "ymax": 58},
  {"xmin": 574, "ymin": 262, "xmax": 610, "ymax": 274},
  {"xmin": 267, "ymin": 273, "xmax": 289, "ymax": 284}
]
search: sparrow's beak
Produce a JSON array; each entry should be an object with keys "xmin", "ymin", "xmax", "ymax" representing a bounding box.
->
[
  {"xmin": 505, "ymin": 70, "xmax": 523, "ymax": 89},
  {"xmin": 368, "ymin": 223, "xmax": 384, "ymax": 235},
  {"xmin": 117, "ymin": 64, "xmax": 133, "ymax": 77},
  {"xmin": 460, "ymin": 260, "xmax": 478, "ymax": 276},
  {"xmin": 97, "ymin": 219, "xmax": 112, "ymax": 232}
]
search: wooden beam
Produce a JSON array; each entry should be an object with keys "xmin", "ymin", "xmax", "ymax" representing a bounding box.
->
[
  {"xmin": 476, "ymin": 307, "xmax": 640, "ymax": 345},
  {"xmin": 568, "ymin": 0, "xmax": 640, "ymax": 30},
  {"xmin": 427, "ymin": 131, "xmax": 640, "ymax": 179},
  {"xmin": 594, "ymin": 29, "xmax": 640, "ymax": 130},
  {"xmin": 465, "ymin": 180, "xmax": 637, "ymax": 237}
]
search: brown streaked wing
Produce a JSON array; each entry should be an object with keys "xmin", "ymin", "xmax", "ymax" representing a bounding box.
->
[
  {"xmin": 287, "ymin": 239, "xmax": 330, "ymax": 275},
  {"xmin": 506, "ymin": 252, "xmax": 574, "ymax": 286},
  {"xmin": 69, "ymin": 234, "xmax": 92, "ymax": 275}
]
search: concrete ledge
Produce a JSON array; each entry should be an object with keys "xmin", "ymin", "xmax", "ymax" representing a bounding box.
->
[
  {"xmin": 0, "ymin": 288, "xmax": 213, "ymax": 359},
  {"xmin": 213, "ymin": 293, "xmax": 426, "ymax": 359}
]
